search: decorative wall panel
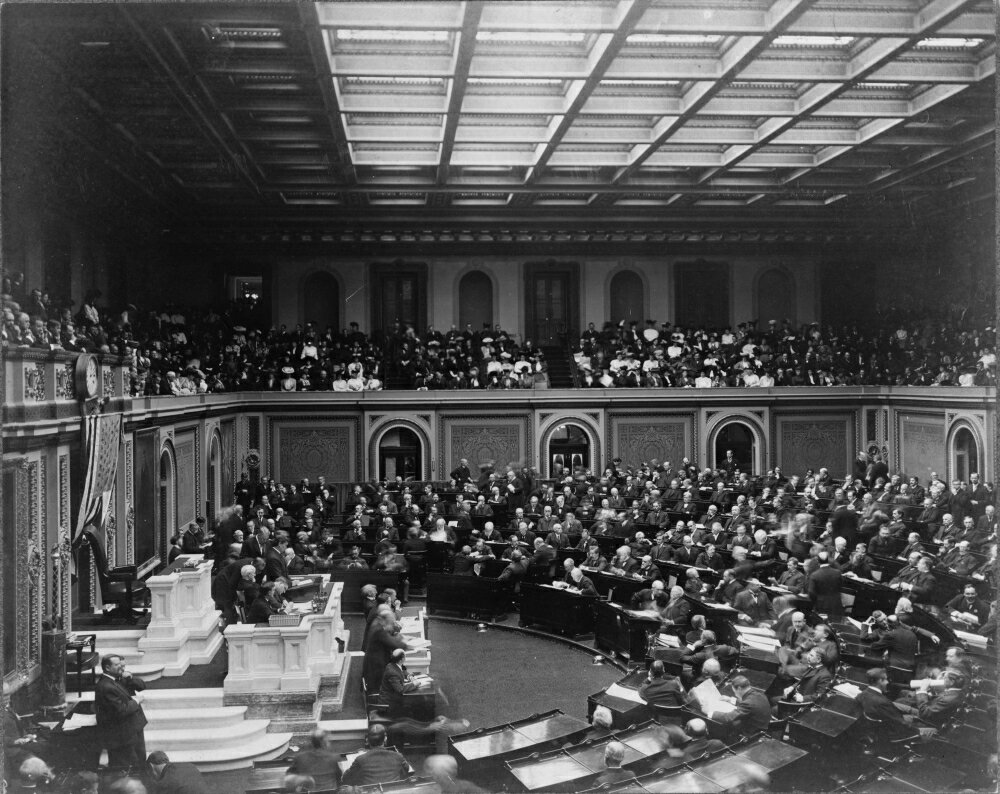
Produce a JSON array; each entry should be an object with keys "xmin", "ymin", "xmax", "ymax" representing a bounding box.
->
[
  {"xmin": 221, "ymin": 419, "xmax": 236, "ymax": 503},
  {"xmin": 174, "ymin": 433, "xmax": 196, "ymax": 527},
  {"xmin": 270, "ymin": 418, "xmax": 359, "ymax": 483},
  {"xmin": 442, "ymin": 415, "xmax": 529, "ymax": 475},
  {"xmin": 776, "ymin": 415, "xmax": 852, "ymax": 477},
  {"xmin": 899, "ymin": 413, "xmax": 946, "ymax": 482},
  {"xmin": 609, "ymin": 414, "xmax": 693, "ymax": 469}
]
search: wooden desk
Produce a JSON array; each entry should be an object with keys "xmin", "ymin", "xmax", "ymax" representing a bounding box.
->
[
  {"xmin": 518, "ymin": 583, "xmax": 597, "ymax": 637},
  {"xmin": 594, "ymin": 600, "xmax": 661, "ymax": 661},
  {"xmin": 425, "ymin": 573, "xmax": 511, "ymax": 620}
]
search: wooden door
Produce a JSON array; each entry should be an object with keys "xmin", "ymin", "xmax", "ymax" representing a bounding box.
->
[{"xmin": 525, "ymin": 263, "xmax": 578, "ymax": 345}]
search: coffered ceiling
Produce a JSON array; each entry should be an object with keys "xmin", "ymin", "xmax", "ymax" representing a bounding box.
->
[{"xmin": 8, "ymin": 1, "xmax": 996, "ymax": 242}]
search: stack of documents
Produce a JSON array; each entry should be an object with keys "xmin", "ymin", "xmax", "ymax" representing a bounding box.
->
[{"xmin": 690, "ymin": 679, "xmax": 736, "ymax": 715}]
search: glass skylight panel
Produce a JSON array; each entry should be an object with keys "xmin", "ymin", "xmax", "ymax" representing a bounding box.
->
[
  {"xmin": 601, "ymin": 79, "xmax": 679, "ymax": 87},
  {"xmin": 336, "ymin": 29, "xmax": 449, "ymax": 43},
  {"xmin": 467, "ymin": 78, "xmax": 564, "ymax": 86},
  {"xmin": 915, "ymin": 37, "xmax": 983, "ymax": 49},
  {"xmin": 773, "ymin": 36, "xmax": 854, "ymax": 46},
  {"xmin": 861, "ymin": 83, "xmax": 908, "ymax": 89},
  {"xmin": 627, "ymin": 34, "xmax": 722, "ymax": 45},
  {"xmin": 344, "ymin": 76, "xmax": 446, "ymax": 87},
  {"xmin": 477, "ymin": 31, "xmax": 585, "ymax": 44}
]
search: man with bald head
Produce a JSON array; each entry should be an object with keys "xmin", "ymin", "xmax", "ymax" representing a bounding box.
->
[
  {"xmin": 342, "ymin": 724, "xmax": 409, "ymax": 787},
  {"xmin": 639, "ymin": 660, "xmax": 685, "ymax": 707},
  {"xmin": 682, "ymin": 718, "xmax": 726, "ymax": 761}
]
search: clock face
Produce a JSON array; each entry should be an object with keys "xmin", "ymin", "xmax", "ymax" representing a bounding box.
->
[{"xmin": 86, "ymin": 358, "xmax": 99, "ymax": 396}]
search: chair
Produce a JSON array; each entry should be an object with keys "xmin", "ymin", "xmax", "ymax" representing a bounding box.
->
[
  {"xmin": 81, "ymin": 529, "xmax": 150, "ymax": 623},
  {"xmin": 65, "ymin": 633, "xmax": 99, "ymax": 696}
]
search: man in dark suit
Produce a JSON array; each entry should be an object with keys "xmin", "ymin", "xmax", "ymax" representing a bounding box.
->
[
  {"xmin": 893, "ymin": 669, "xmax": 966, "ymax": 726},
  {"xmin": 733, "ymin": 579, "xmax": 772, "ymax": 625},
  {"xmin": 672, "ymin": 536, "xmax": 699, "ymax": 566},
  {"xmin": 284, "ymin": 729, "xmax": 342, "ymax": 791},
  {"xmin": 379, "ymin": 649, "xmax": 419, "ymax": 718},
  {"xmin": 590, "ymin": 742, "xmax": 633, "ymax": 788},
  {"xmin": 342, "ymin": 725, "xmax": 410, "ymax": 787},
  {"xmin": 858, "ymin": 668, "xmax": 923, "ymax": 741},
  {"xmin": 95, "ymin": 655, "xmax": 147, "ymax": 771},
  {"xmin": 241, "ymin": 526, "xmax": 268, "ymax": 561},
  {"xmin": 498, "ymin": 550, "xmax": 528, "ymax": 591},
  {"xmin": 638, "ymin": 660, "xmax": 685, "ymax": 707},
  {"xmin": 782, "ymin": 649, "xmax": 832, "ymax": 704},
  {"xmin": 147, "ymin": 750, "xmax": 209, "ymax": 794},
  {"xmin": 806, "ymin": 552, "xmax": 843, "ymax": 616},
  {"xmin": 449, "ymin": 458, "xmax": 473, "ymax": 484},
  {"xmin": 682, "ymin": 718, "xmax": 726, "ymax": 761},
  {"xmin": 975, "ymin": 505, "xmax": 997, "ymax": 547},
  {"xmin": 263, "ymin": 532, "xmax": 291, "ymax": 582},
  {"xmin": 710, "ymin": 676, "xmax": 770, "ymax": 734}
]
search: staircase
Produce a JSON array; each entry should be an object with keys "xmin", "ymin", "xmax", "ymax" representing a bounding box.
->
[
  {"xmin": 68, "ymin": 689, "xmax": 292, "ymax": 772},
  {"xmin": 540, "ymin": 345, "xmax": 575, "ymax": 388},
  {"xmin": 81, "ymin": 629, "xmax": 164, "ymax": 682}
]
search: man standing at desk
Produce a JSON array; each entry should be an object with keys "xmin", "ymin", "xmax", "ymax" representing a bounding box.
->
[{"xmin": 95, "ymin": 655, "xmax": 147, "ymax": 771}]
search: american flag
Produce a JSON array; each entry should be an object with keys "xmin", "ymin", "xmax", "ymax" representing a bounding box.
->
[{"xmin": 74, "ymin": 412, "xmax": 123, "ymax": 545}]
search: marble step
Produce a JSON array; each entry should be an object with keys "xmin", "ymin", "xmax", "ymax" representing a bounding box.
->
[
  {"xmin": 142, "ymin": 706, "xmax": 249, "ymax": 730},
  {"xmin": 158, "ymin": 731, "xmax": 292, "ymax": 773},
  {"xmin": 69, "ymin": 688, "xmax": 225, "ymax": 712},
  {"xmin": 145, "ymin": 718, "xmax": 274, "ymax": 752}
]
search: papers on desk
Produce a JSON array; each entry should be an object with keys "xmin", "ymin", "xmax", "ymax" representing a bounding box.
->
[
  {"xmin": 910, "ymin": 679, "xmax": 945, "ymax": 691},
  {"xmin": 406, "ymin": 637, "xmax": 431, "ymax": 650},
  {"xmin": 739, "ymin": 635, "xmax": 780, "ymax": 652},
  {"xmin": 845, "ymin": 617, "xmax": 865, "ymax": 631},
  {"xmin": 657, "ymin": 633, "xmax": 681, "ymax": 648},
  {"xmin": 833, "ymin": 683, "xmax": 862, "ymax": 699},
  {"xmin": 60, "ymin": 712, "xmax": 97, "ymax": 732},
  {"xmin": 735, "ymin": 625, "xmax": 776, "ymax": 638},
  {"xmin": 954, "ymin": 629, "xmax": 988, "ymax": 649},
  {"xmin": 399, "ymin": 617, "xmax": 423, "ymax": 632},
  {"xmin": 411, "ymin": 673, "xmax": 433, "ymax": 684},
  {"xmin": 690, "ymin": 679, "xmax": 736, "ymax": 715},
  {"xmin": 604, "ymin": 683, "xmax": 645, "ymax": 703}
]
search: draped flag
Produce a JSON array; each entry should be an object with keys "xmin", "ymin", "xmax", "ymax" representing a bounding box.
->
[{"xmin": 73, "ymin": 412, "xmax": 123, "ymax": 546}]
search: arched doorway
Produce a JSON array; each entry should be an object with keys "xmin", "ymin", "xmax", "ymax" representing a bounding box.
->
[
  {"xmin": 159, "ymin": 448, "xmax": 175, "ymax": 562},
  {"xmin": 952, "ymin": 426, "xmax": 980, "ymax": 483},
  {"xmin": 302, "ymin": 271, "xmax": 340, "ymax": 333},
  {"xmin": 548, "ymin": 423, "xmax": 591, "ymax": 478},
  {"xmin": 714, "ymin": 422, "xmax": 756, "ymax": 476},
  {"xmin": 378, "ymin": 427, "xmax": 422, "ymax": 481},
  {"xmin": 609, "ymin": 270, "xmax": 644, "ymax": 327},
  {"xmin": 458, "ymin": 270, "xmax": 493, "ymax": 331},
  {"xmin": 756, "ymin": 268, "xmax": 795, "ymax": 326}
]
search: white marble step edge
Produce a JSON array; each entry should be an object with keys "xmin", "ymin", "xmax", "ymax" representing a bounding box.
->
[
  {"xmin": 140, "ymin": 706, "xmax": 248, "ymax": 729},
  {"xmin": 68, "ymin": 688, "xmax": 226, "ymax": 711},
  {"xmin": 145, "ymin": 718, "xmax": 273, "ymax": 751},
  {"xmin": 315, "ymin": 718, "xmax": 369, "ymax": 743},
  {"xmin": 166, "ymin": 732, "xmax": 292, "ymax": 773}
]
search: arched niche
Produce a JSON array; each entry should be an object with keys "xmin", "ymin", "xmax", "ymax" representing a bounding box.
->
[
  {"xmin": 706, "ymin": 414, "xmax": 766, "ymax": 475},
  {"xmin": 609, "ymin": 269, "xmax": 645, "ymax": 327},
  {"xmin": 458, "ymin": 270, "xmax": 494, "ymax": 331},
  {"xmin": 159, "ymin": 442, "xmax": 176, "ymax": 563},
  {"xmin": 208, "ymin": 430, "xmax": 222, "ymax": 521},
  {"xmin": 539, "ymin": 416, "xmax": 601, "ymax": 479},
  {"xmin": 301, "ymin": 270, "xmax": 341, "ymax": 333},
  {"xmin": 755, "ymin": 267, "xmax": 796, "ymax": 326},
  {"xmin": 948, "ymin": 421, "xmax": 983, "ymax": 484},
  {"xmin": 368, "ymin": 419, "xmax": 432, "ymax": 482}
]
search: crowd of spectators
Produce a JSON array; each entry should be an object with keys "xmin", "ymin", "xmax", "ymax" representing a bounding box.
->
[
  {"xmin": 2, "ymin": 271, "xmax": 994, "ymax": 394},
  {"xmin": 573, "ymin": 311, "xmax": 996, "ymax": 388}
]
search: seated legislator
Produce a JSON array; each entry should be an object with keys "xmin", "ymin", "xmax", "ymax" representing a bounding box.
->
[
  {"xmin": 630, "ymin": 580, "xmax": 666, "ymax": 611},
  {"xmin": 245, "ymin": 580, "xmax": 289, "ymax": 624},
  {"xmin": 379, "ymin": 648, "xmax": 419, "ymax": 718},
  {"xmin": 341, "ymin": 725, "xmax": 410, "ymax": 787},
  {"xmin": 732, "ymin": 579, "xmax": 773, "ymax": 625},
  {"xmin": 946, "ymin": 583, "xmax": 991, "ymax": 628},
  {"xmin": 638, "ymin": 660, "xmax": 686, "ymax": 707},
  {"xmin": 567, "ymin": 566, "xmax": 598, "ymax": 597},
  {"xmin": 590, "ymin": 742, "xmax": 633, "ymax": 788},
  {"xmin": 339, "ymin": 545, "xmax": 370, "ymax": 570},
  {"xmin": 581, "ymin": 543, "xmax": 609, "ymax": 572},
  {"xmin": 707, "ymin": 675, "xmax": 771, "ymax": 734},
  {"xmin": 682, "ymin": 719, "xmax": 726, "ymax": 761},
  {"xmin": 713, "ymin": 569, "xmax": 744, "ymax": 606},
  {"xmin": 658, "ymin": 586, "xmax": 692, "ymax": 631},
  {"xmin": 770, "ymin": 557, "xmax": 805, "ymax": 594},
  {"xmin": 634, "ymin": 555, "xmax": 663, "ymax": 582},
  {"xmin": 858, "ymin": 668, "xmax": 927, "ymax": 741},
  {"xmin": 681, "ymin": 630, "xmax": 738, "ymax": 682},
  {"xmin": 774, "ymin": 649, "xmax": 832, "ymax": 708},
  {"xmin": 889, "ymin": 554, "xmax": 936, "ymax": 602},
  {"xmin": 893, "ymin": 669, "xmax": 966, "ymax": 726},
  {"xmin": 363, "ymin": 611, "xmax": 412, "ymax": 692},
  {"xmin": 695, "ymin": 543, "xmax": 726, "ymax": 573},
  {"xmin": 608, "ymin": 545, "xmax": 639, "ymax": 577},
  {"xmin": 284, "ymin": 729, "xmax": 342, "ymax": 791}
]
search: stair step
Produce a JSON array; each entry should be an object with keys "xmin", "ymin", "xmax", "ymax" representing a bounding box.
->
[
  {"xmin": 145, "ymin": 706, "xmax": 248, "ymax": 730},
  {"xmin": 69, "ymin": 688, "xmax": 226, "ymax": 711},
  {"xmin": 167, "ymin": 732, "xmax": 292, "ymax": 773},
  {"xmin": 316, "ymin": 717, "xmax": 369, "ymax": 743},
  {"xmin": 145, "ymin": 719, "xmax": 272, "ymax": 752}
]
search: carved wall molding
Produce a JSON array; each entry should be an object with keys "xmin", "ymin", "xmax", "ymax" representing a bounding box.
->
[
  {"xmin": 58, "ymin": 453, "xmax": 72, "ymax": 630},
  {"xmin": 124, "ymin": 437, "xmax": 135, "ymax": 564},
  {"xmin": 439, "ymin": 413, "xmax": 530, "ymax": 479},
  {"xmin": 24, "ymin": 362, "xmax": 46, "ymax": 401},
  {"xmin": 26, "ymin": 459, "xmax": 42, "ymax": 666},
  {"xmin": 368, "ymin": 414, "xmax": 385, "ymax": 427},
  {"xmin": 55, "ymin": 361, "xmax": 76, "ymax": 400},
  {"xmin": 102, "ymin": 369, "xmax": 116, "ymax": 399},
  {"xmin": 537, "ymin": 413, "xmax": 602, "ymax": 478},
  {"xmin": 268, "ymin": 416, "xmax": 361, "ymax": 483},
  {"xmin": 897, "ymin": 411, "xmax": 946, "ymax": 483},
  {"xmin": 607, "ymin": 412, "xmax": 695, "ymax": 471},
  {"xmin": 774, "ymin": 415, "xmax": 852, "ymax": 479}
]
